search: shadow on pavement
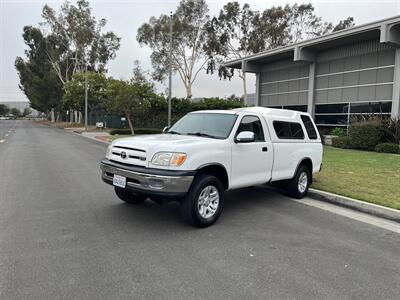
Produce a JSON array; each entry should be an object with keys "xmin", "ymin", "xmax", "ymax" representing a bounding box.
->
[{"xmin": 100, "ymin": 186, "xmax": 293, "ymax": 231}]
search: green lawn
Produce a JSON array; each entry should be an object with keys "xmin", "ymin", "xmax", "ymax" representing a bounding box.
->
[{"xmin": 312, "ymin": 146, "xmax": 400, "ymax": 210}]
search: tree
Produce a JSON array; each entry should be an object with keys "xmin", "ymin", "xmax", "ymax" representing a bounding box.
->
[
  {"xmin": 23, "ymin": 108, "xmax": 32, "ymax": 117},
  {"xmin": 41, "ymin": 0, "xmax": 121, "ymax": 83},
  {"xmin": 285, "ymin": 3, "xmax": 333, "ymax": 43},
  {"xmin": 63, "ymin": 71, "xmax": 108, "ymax": 121},
  {"xmin": 205, "ymin": 2, "xmax": 354, "ymax": 99},
  {"xmin": 16, "ymin": 0, "xmax": 120, "ymax": 122},
  {"xmin": 0, "ymin": 104, "xmax": 10, "ymax": 116},
  {"xmin": 333, "ymin": 17, "xmax": 355, "ymax": 32},
  {"xmin": 15, "ymin": 26, "xmax": 64, "ymax": 118},
  {"xmin": 10, "ymin": 108, "xmax": 21, "ymax": 118},
  {"xmin": 106, "ymin": 78, "xmax": 154, "ymax": 135},
  {"xmin": 284, "ymin": 4, "xmax": 354, "ymax": 43},
  {"xmin": 137, "ymin": 0, "xmax": 209, "ymax": 98},
  {"xmin": 204, "ymin": 2, "xmax": 286, "ymax": 103}
]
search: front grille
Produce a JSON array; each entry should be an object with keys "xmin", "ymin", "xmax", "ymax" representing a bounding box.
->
[
  {"xmin": 109, "ymin": 159, "xmax": 145, "ymax": 168},
  {"xmin": 112, "ymin": 152, "xmax": 146, "ymax": 161},
  {"xmin": 114, "ymin": 146, "xmax": 146, "ymax": 153}
]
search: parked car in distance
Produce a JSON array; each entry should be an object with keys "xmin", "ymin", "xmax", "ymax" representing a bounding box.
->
[{"xmin": 100, "ymin": 107, "xmax": 323, "ymax": 227}]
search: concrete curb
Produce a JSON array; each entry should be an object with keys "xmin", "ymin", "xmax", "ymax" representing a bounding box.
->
[
  {"xmin": 70, "ymin": 131, "xmax": 110, "ymax": 146},
  {"xmin": 308, "ymin": 188, "xmax": 400, "ymax": 223}
]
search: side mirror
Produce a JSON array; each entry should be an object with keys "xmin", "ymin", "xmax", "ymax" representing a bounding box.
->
[
  {"xmin": 235, "ymin": 131, "xmax": 255, "ymax": 143},
  {"xmin": 162, "ymin": 126, "xmax": 170, "ymax": 133}
]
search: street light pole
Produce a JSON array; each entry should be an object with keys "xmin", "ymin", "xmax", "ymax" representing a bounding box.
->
[
  {"xmin": 168, "ymin": 11, "xmax": 172, "ymax": 128},
  {"xmin": 85, "ymin": 63, "xmax": 88, "ymax": 131}
]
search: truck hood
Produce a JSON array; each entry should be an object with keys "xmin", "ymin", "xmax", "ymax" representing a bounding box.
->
[
  {"xmin": 109, "ymin": 134, "xmax": 224, "ymax": 168},
  {"xmin": 113, "ymin": 134, "xmax": 218, "ymax": 151}
]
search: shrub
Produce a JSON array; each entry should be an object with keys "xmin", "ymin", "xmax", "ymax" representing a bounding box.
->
[
  {"xmin": 109, "ymin": 129, "xmax": 131, "ymax": 135},
  {"xmin": 331, "ymin": 136, "xmax": 351, "ymax": 149},
  {"xmin": 109, "ymin": 128, "xmax": 161, "ymax": 135},
  {"xmin": 330, "ymin": 127, "xmax": 346, "ymax": 137},
  {"xmin": 375, "ymin": 143, "xmax": 400, "ymax": 154},
  {"xmin": 348, "ymin": 121, "xmax": 384, "ymax": 150},
  {"xmin": 382, "ymin": 117, "xmax": 400, "ymax": 144},
  {"xmin": 136, "ymin": 128, "xmax": 162, "ymax": 134}
]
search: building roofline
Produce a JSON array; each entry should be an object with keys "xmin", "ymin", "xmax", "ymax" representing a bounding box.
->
[{"xmin": 223, "ymin": 15, "xmax": 400, "ymax": 68}]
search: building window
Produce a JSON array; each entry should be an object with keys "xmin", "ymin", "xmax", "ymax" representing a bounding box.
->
[
  {"xmin": 314, "ymin": 101, "xmax": 392, "ymax": 127},
  {"xmin": 350, "ymin": 102, "xmax": 391, "ymax": 114},
  {"xmin": 273, "ymin": 121, "xmax": 305, "ymax": 139},
  {"xmin": 315, "ymin": 103, "xmax": 349, "ymax": 114},
  {"xmin": 284, "ymin": 105, "xmax": 308, "ymax": 112},
  {"xmin": 314, "ymin": 115, "xmax": 348, "ymax": 126},
  {"xmin": 301, "ymin": 115, "xmax": 318, "ymax": 139}
]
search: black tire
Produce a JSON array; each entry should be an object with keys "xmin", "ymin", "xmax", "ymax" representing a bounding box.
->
[
  {"xmin": 286, "ymin": 165, "xmax": 311, "ymax": 199},
  {"xmin": 180, "ymin": 174, "xmax": 224, "ymax": 228},
  {"xmin": 114, "ymin": 187, "xmax": 147, "ymax": 204}
]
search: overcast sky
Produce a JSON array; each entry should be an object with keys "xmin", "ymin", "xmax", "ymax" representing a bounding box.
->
[{"xmin": 1, "ymin": 0, "xmax": 400, "ymax": 103}]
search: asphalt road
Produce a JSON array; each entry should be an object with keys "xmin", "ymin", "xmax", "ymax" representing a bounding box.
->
[
  {"xmin": 0, "ymin": 119, "xmax": 16, "ymax": 143},
  {"xmin": 0, "ymin": 120, "xmax": 399, "ymax": 299}
]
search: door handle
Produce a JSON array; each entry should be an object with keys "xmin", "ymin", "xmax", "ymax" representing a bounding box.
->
[{"xmin": 262, "ymin": 147, "xmax": 268, "ymax": 152}]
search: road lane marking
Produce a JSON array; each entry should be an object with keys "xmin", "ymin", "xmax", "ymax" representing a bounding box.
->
[
  {"xmin": 0, "ymin": 139, "xmax": 4, "ymax": 143},
  {"xmin": 5, "ymin": 134, "xmax": 8, "ymax": 137},
  {"xmin": 295, "ymin": 197, "xmax": 400, "ymax": 234}
]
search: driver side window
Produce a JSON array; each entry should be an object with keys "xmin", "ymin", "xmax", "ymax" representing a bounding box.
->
[{"xmin": 236, "ymin": 116, "xmax": 265, "ymax": 142}]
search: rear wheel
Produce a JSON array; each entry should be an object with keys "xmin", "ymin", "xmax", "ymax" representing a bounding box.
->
[
  {"xmin": 287, "ymin": 165, "xmax": 311, "ymax": 199},
  {"xmin": 114, "ymin": 187, "xmax": 147, "ymax": 204},
  {"xmin": 180, "ymin": 174, "xmax": 224, "ymax": 227}
]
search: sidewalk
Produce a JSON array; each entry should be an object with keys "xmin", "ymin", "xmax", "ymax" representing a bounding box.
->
[{"xmin": 80, "ymin": 131, "xmax": 111, "ymax": 144}]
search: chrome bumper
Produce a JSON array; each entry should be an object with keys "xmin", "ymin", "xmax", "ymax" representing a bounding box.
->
[{"xmin": 100, "ymin": 159, "xmax": 194, "ymax": 195}]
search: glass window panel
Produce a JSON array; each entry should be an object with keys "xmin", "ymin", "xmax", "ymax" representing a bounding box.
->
[
  {"xmin": 315, "ymin": 115, "xmax": 348, "ymax": 125},
  {"xmin": 284, "ymin": 105, "xmax": 308, "ymax": 112},
  {"xmin": 237, "ymin": 116, "xmax": 265, "ymax": 142},
  {"xmin": 301, "ymin": 115, "xmax": 318, "ymax": 139},
  {"xmin": 350, "ymin": 101, "xmax": 392, "ymax": 113},
  {"xmin": 315, "ymin": 103, "xmax": 349, "ymax": 114},
  {"xmin": 273, "ymin": 121, "xmax": 305, "ymax": 140}
]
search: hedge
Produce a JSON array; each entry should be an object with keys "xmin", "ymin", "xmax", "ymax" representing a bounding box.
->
[
  {"xmin": 348, "ymin": 121, "xmax": 384, "ymax": 151},
  {"xmin": 331, "ymin": 136, "xmax": 351, "ymax": 149},
  {"xmin": 133, "ymin": 96, "xmax": 244, "ymax": 128},
  {"xmin": 109, "ymin": 128, "xmax": 161, "ymax": 135},
  {"xmin": 330, "ymin": 117, "xmax": 400, "ymax": 153},
  {"xmin": 330, "ymin": 127, "xmax": 346, "ymax": 137},
  {"xmin": 375, "ymin": 143, "xmax": 400, "ymax": 154}
]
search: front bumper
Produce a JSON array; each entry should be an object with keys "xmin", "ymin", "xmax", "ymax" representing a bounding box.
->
[{"xmin": 100, "ymin": 159, "xmax": 195, "ymax": 197}]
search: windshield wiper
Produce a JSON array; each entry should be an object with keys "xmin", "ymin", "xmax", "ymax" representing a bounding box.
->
[
  {"xmin": 166, "ymin": 130, "xmax": 181, "ymax": 135},
  {"xmin": 186, "ymin": 132, "xmax": 218, "ymax": 139}
]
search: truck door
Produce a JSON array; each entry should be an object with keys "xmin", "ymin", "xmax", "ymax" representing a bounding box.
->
[{"xmin": 230, "ymin": 115, "xmax": 274, "ymax": 189}]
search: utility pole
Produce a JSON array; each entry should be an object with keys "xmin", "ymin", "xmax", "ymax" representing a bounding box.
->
[
  {"xmin": 84, "ymin": 63, "xmax": 88, "ymax": 131},
  {"xmin": 168, "ymin": 11, "xmax": 172, "ymax": 128}
]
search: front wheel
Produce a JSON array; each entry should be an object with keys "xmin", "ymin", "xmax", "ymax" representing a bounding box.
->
[
  {"xmin": 180, "ymin": 174, "xmax": 224, "ymax": 228},
  {"xmin": 114, "ymin": 187, "xmax": 147, "ymax": 204},
  {"xmin": 286, "ymin": 165, "xmax": 311, "ymax": 199}
]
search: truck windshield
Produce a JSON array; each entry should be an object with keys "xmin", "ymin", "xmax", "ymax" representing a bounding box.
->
[{"xmin": 168, "ymin": 113, "xmax": 238, "ymax": 139}]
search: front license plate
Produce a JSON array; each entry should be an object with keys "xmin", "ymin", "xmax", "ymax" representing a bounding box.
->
[{"xmin": 113, "ymin": 174, "xmax": 126, "ymax": 188}]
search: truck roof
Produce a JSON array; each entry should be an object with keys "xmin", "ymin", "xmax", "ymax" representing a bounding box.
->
[{"xmin": 192, "ymin": 106, "xmax": 309, "ymax": 121}]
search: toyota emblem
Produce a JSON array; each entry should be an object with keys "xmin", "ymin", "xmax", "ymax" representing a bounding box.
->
[{"xmin": 121, "ymin": 151, "xmax": 127, "ymax": 159}]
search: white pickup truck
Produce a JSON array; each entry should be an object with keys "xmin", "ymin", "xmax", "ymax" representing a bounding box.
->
[{"xmin": 100, "ymin": 107, "xmax": 323, "ymax": 227}]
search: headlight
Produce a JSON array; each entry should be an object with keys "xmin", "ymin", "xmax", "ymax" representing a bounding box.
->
[
  {"xmin": 105, "ymin": 145, "xmax": 112, "ymax": 159},
  {"xmin": 151, "ymin": 152, "xmax": 186, "ymax": 166}
]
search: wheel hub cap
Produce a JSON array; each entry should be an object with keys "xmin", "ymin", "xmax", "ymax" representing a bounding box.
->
[
  {"xmin": 198, "ymin": 185, "xmax": 219, "ymax": 219},
  {"xmin": 298, "ymin": 172, "xmax": 308, "ymax": 193}
]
